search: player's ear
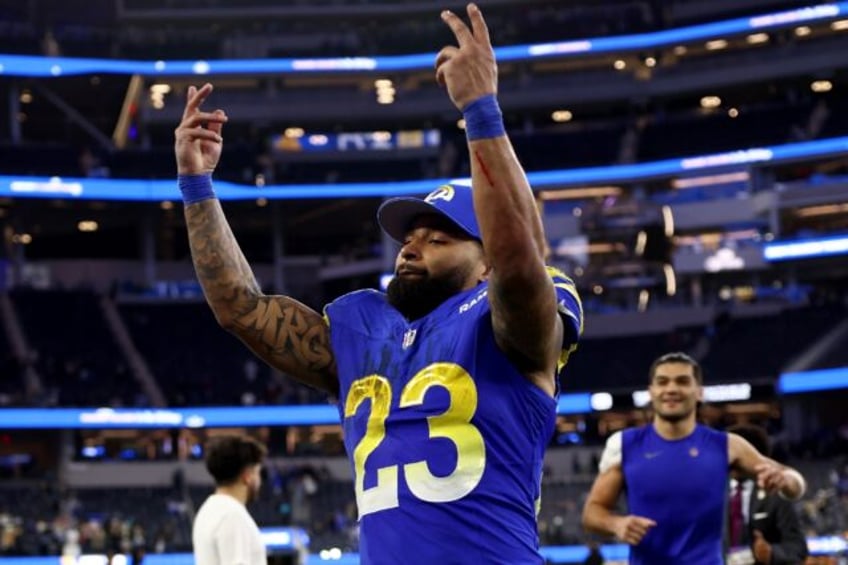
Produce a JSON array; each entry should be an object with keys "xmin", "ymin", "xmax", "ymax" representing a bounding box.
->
[
  {"xmin": 476, "ymin": 245, "xmax": 491, "ymax": 283},
  {"xmin": 476, "ymin": 255, "xmax": 491, "ymax": 283}
]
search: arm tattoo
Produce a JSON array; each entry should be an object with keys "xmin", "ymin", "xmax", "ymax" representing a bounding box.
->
[
  {"xmin": 233, "ymin": 296, "xmax": 338, "ymax": 394},
  {"xmin": 185, "ymin": 200, "xmax": 261, "ymax": 309},
  {"xmin": 185, "ymin": 200, "xmax": 338, "ymax": 394}
]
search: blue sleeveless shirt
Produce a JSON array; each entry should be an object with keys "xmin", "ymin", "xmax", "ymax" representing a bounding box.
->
[
  {"xmin": 622, "ymin": 424, "xmax": 728, "ymax": 565},
  {"xmin": 324, "ymin": 271, "xmax": 582, "ymax": 565}
]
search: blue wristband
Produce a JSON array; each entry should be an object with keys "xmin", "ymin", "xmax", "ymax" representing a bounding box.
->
[
  {"xmin": 462, "ymin": 94, "xmax": 506, "ymax": 141},
  {"xmin": 178, "ymin": 174, "xmax": 215, "ymax": 205}
]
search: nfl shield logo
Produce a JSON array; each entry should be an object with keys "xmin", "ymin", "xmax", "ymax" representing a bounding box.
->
[{"xmin": 402, "ymin": 329, "xmax": 417, "ymax": 349}]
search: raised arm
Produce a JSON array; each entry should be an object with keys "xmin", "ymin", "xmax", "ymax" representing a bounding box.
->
[
  {"xmin": 437, "ymin": 4, "xmax": 562, "ymax": 389},
  {"xmin": 728, "ymin": 433, "xmax": 806, "ymax": 500},
  {"xmin": 175, "ymin": 84, "xmax": 338, "ymax": 396}
]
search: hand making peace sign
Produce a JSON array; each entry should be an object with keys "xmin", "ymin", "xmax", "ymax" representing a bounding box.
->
[{"xmin": 436, "ymin": 3, "xmax": 498, "ymax": 111}]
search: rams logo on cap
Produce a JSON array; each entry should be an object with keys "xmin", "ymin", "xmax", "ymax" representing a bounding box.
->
[{"xmin": 425, "ymin": 184, "xmax": 455, "ymax": 203}]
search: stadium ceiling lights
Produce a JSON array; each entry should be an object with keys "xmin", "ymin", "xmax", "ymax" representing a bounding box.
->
[
  {"xmin": 539, "ymin": 186, "xmax": 622, "ymax": 200},
  {"xmin": 811, "ymin": 79, "xmax": 833, "ymax": 92},
  {"xmin": 746, "ymin": 33, "xmax": 770, "ymax": 44},
  {"xmin": 795, "ymin": 202, "xmax": 848, "ymax": 217},
  {"xmin": 551, "ymin": 110, "xmax": 573, "ymax": 122},
  {"xmin": 700, "ymin": 95, "xmax": 722, "ymax": 109}
]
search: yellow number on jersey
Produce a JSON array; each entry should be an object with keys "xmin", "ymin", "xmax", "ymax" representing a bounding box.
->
[
  {"xmin": 344, "ymin": 375, "xmax": 398, "ymax": 516},
  {"xmin": 346, "ymin": 363, "xmax": 486, "ymax": 517},
  {"xmin": 400, "ymin": 363, "xmax": 485, "ymax": 503}
]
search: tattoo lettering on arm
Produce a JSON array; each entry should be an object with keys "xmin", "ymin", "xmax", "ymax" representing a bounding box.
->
[
  {"xmin": 185, "ymin": 200, "xmax": 338, "ymax": 396},
  {"xmin": 233, "ymin": 297, "xmax": 338, "ymax": 396}
]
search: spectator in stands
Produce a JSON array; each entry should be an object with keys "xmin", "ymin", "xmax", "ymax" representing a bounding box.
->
[
  {"xmin": 725, "ymin": 424, "xmax": 808, "ymax": 565},
  {"xmin": 582, "ymin": 352, "xmax": 806, "ymax": 564},
  {"xmin": 174, "ymin": 5, "xmax": 581, "ymax": 564},
  {"xmin": 192, "ymin": 435, "xmax": 267, "ymax": 565}
]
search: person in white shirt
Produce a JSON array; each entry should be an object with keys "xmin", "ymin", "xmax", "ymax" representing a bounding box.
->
[{"xmin": 192, "ymin": 434, "xmax": 268, "ymax": 565}]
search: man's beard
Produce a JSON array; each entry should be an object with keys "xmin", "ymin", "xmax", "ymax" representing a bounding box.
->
[{"xmin": 387, "ymin": 269, "xmax": 470, "ymax": 320}]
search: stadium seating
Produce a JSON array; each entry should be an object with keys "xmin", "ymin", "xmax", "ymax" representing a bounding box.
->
[
  {"xmin": 1, "ymin": 458, "xmax": 845, "ymax": 556},
  {"xmin": 9, "ymin": 289, "xmax": 141, "ymax": 407},
  {"xmin": 699, "ymin": 305, "xmax": 846, "ymax": 382},
  {"xmin": 118, "ymin": 301, "xmax": 272, "ymax": 406},
  {"xmin": 0, "ymin": 320, "xmax": 25, "ymax": 407}
]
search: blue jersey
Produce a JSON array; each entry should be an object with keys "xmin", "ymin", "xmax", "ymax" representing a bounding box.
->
[
  {"xmin": 622, "ymin": 424, "xmax": 728, "ymax": 565},
  {"xmin": 324, "ymin": 269, "xmax": 582, "ymax": 565}
]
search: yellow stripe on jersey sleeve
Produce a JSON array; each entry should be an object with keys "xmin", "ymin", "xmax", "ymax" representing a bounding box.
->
[
  {"xmin": 557, "ymin": 342, "xmax": 578, "ymax": 374},
  {"xmin": 554, "ymin": 283, "xmax": 583, "ymax": 332},
  {"xmin": 546, "ymin": 266, "xmax": 583, "ymax": 336},
  {"xmin": 545, "ymin": 266, "xmax": 583, "ymax": 373},
  {"xmin": 545, "ymin": 265, "xmax": 572, "ymax": 284}
]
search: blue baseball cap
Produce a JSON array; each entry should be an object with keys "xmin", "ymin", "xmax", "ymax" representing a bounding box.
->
[{"xmin": 377, "ymin": 182, "xmax": 481, "ymax": 243}]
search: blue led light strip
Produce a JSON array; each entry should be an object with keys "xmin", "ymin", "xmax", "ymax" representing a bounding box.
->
[
  {"xmin": 2, "ymin": 136, "xmax": 847, "ymax": 202},
  {"xmin": 0, "ymin": 3, "xmax": 845, "ymax": 76},
  {"xmin": 0, "ymin": 537, "xmax": 842, "ymax": 565},
  {"xmin": 764, "ymin": 234, "xmax": 848, "ymax": 261},
  {"xmin": 778, "ymin": 366, "xmax": 848, "ymax": 393},
  {"xmin": 0, "ymin": 394, "xmax": 592, "ymax": 429}
]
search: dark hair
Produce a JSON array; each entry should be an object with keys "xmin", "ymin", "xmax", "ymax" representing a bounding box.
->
[
  {"xmin": 728, "ymin": 424, "xmax": 770, "ymax": 457},
  {"xmin": 649, "ymin": 352, "xmax": 702, "ymax": 384},
  {"xmin": 204, "ymin": 435, "xmax": 267, "ymax": 486}
]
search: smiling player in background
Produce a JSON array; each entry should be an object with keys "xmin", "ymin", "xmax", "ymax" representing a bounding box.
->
[{"xmin": 582, "ymin": 352, "xmax": 806, "ymax": 564}]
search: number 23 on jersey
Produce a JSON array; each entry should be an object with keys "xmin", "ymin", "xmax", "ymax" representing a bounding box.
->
[{"xmin": 344, "ymin": 362, "xmax": 486, "ymax": 517}]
